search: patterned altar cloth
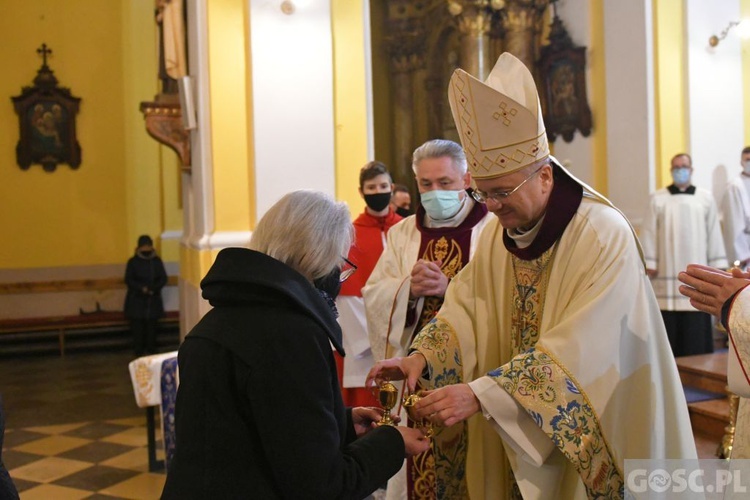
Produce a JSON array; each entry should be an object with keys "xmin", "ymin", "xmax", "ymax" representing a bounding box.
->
[{"xmin": 128, "ymin": 351, "xmax": 179, "ymax": 469}]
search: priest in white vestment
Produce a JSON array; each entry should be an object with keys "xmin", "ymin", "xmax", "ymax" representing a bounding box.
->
[
  {"xmin": 640, "ymin": 154, "xmax": 728, "ymax": 356},
  {"xmin": 720, "ymin": 147, "xmax": 750, "ymax": 269},
  {"xmin": 362, "ymin": 138, "xmax": 492, "ymax": 499},
  {"xmin": 367, "ymin": 53, "xmax": 696, "ymax": 500},
  {"xmin": 678, "ymin": 264, "xmax": 750, "ymax": 459}
]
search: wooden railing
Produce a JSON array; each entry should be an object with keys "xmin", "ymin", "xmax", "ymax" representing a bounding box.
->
[
  {"xmin": 0, "ymin": 276, "xmax": 179, "ymax": 294},
  {"xmin": 0, "ymin": 311, "xmax": 179, "ymax": 356}
]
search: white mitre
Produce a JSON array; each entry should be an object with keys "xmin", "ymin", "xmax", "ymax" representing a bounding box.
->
[{"xmin": 448, "ymin": 52, "xmax": 549, "ymax": 179}]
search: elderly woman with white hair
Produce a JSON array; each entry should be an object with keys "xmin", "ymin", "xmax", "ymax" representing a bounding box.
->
[{"xmin": 162, "ymin": 190, "xmax": 429, "ymax": 499}]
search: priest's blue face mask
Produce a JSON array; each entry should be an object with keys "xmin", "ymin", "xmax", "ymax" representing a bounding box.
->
[
  {"xmin": 420, "ymin": 189, "xmax": 464, "ymax": 220},
  {"xmin": 671, "ymin": 167, "xmax": 691, "ymax": 186}
]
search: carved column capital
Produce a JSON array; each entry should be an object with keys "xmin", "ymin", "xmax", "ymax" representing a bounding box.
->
[
  {"xmin": 497, "ymin": 0, "xmax": 548, "ymax": 32},
  {"xmin": 496, "ymin": 0, "xmax": 548, "ymax": 70},
  {"xmin": 384, "ymin": 0, "xmax": 429, "ymax": 72},
  {"xmin": 447, "ymin": 0, "xmax": 501, "ymax": 17},
  {"xmin": 385, "ymin": 21, "xmax": 426, "ymax": 72},
  {"xmin": 454, "ymin": 8, "xmax": 493, "ymax": 37}
]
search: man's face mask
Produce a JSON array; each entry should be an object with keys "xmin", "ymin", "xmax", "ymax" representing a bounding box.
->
[
  {"xmin": 671, "ymin": 167, "xmax": 691, "ymax": 186},
  {"xmin": 420, "ymin": 189, "xmax": 464, "ymax": 220},
  {"xmin": 395, "ymin": 206, "xmax": 413, "ymax": 218}
]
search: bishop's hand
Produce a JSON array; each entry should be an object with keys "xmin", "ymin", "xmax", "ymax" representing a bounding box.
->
[
  {"xmin": 365, "ymin": 353, "xmax": 426, "ymax": 394},
  {"xmin": 411, "ymin": 384, "xmax": 481, "ymax": 428}
]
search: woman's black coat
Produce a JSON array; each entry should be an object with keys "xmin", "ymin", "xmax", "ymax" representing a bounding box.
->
[
  {"xmin": 161, "ymin": 248, "xmax": 404, "ymax": 499},
  {"xmin": 124, "ymin": 252, "xmax": 167, "ymax": 320}
]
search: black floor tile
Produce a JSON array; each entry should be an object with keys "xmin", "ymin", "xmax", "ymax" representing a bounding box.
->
[
  {"xmin": 52, "ymin": 464, "xmax": 140, "ymax": 491},
  {"xmin": 62, "ymin": 422, "xmax": 131, "ymax": 440},
  {"xmin": 1, "ymin": 429, "xmax": 47, "ymax": 448},
  {"xmin": 1, "ymin": 449, "xmax": 45, "ymax": 469},
  {"xmin": 8, "ymin": 476, "xmax": 39, "ymax": 493},
  {"xmin": 58, "ymin": 441, "xmax": 134, "ymax": 463}
]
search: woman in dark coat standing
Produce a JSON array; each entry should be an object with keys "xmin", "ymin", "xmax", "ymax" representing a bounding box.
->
[
  {"xmin": 124, "ymin": 234, "xmax": 168, "ymax": 356},
  {"xmin": 161, "ymin": 191, "xmax": 429, "ymax": 499}
]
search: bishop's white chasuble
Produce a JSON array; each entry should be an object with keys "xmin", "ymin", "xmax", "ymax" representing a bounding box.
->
[{"xmin": 411, "ymin": 175, "xmax": 696, "ymax": 499}]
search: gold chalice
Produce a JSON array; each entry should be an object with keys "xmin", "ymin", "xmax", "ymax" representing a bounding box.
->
[
  {"xmin": 402, "ymin": 392, "xmax": 434, "ymax": 438},
  {"xmin": 377, "ymin": 381, "xmax": 398, "ymax": 426}
]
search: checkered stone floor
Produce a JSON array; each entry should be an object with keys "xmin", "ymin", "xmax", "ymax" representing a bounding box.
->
[{"xmin": 1, "ymin": 351, "xmax": 168, "ymax": 499}]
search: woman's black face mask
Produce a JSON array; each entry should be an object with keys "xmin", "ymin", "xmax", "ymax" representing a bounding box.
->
[{"xmin": 314, "ymin": 267, "xmax": 342, "ymax": 300}]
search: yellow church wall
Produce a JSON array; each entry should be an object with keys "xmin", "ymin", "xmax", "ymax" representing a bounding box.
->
[
  {"xmin": 0, "ymin": 0, "xmax": 181, "ymax": 269},
  {"xmin": 205, "ymin": 0, "xmax": 253, "ymax": 234},
  {"xmin": 157, "ymin": 151, "xmax": 183, "ymax": 263},
  {"xmin": 653, "ymin": 0, "xmax": 687, "ymax": 189},
  {"xmin": 332, "ymin": 0, "xmax": 370, "ymax": 217}
]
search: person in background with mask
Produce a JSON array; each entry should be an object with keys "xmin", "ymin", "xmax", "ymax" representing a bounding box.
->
[
  {"xmin": 335, "ymin": 161, "xmax": 402, "ymax": 407},
  {"xmin": 640, "ymin": 152, "xmax": 728, "ymax": 356},
  {"xmin": 391, "ymin": 184, "xmax": 413, "ymax": 218},
  {"xmin": 720, "ymin": 146, "xmax": 750, "ymax": 269},
  {"xmin": 362, "ymin": 139, "xmax": 491, "ymax": 500},
  {"xmin": 161, "ymin": 190, "xmax": 429, "ymax": 499},
  {"xmin": 124, "ymin": 234, "xmax": 168, "ymax": 356}
]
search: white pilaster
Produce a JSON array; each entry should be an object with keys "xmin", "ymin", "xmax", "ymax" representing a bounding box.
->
[
  {"xmin": 250, "ymin": 0, "xmax": 336, "ymax": 218},
  {"xmin": 603, "ymin": 0, "xmax": 656, "ymax": 226}
]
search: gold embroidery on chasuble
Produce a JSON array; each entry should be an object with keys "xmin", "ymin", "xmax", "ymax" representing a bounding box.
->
[
  {"xmin": 411, "ymin": 318, "xmax": 469, "ymax": 499},
  {"xmin": 510, "ymin": 245, "xmax": 557, "ymax": 356},
  {"xmin": 417, "ymin": 236, "xmax": 465, "ymax": 332}
]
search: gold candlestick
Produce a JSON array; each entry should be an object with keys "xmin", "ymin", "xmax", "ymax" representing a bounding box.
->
[{"xmin": 377, "ymin": 381, "xmax": 398, "ymax": 426}]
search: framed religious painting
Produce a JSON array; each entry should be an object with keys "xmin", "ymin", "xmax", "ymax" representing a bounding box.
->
[
  {"xmin": 538, "ymin": 13, "xmax": 592, "ymax": 143},
  {"xmin": 12, "ymin": 45, "xmax": 82, "ymax": 172}
]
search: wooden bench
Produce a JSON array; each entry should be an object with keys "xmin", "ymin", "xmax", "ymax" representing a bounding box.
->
[{"xmin": 0, "ymin": 311, "xmax": 179, "ymax": 356}]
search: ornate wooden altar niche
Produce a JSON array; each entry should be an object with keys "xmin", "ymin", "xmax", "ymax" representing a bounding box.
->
[{"xmin": 371, "ymin": 0, "xmax": 592, "ymax": 198}]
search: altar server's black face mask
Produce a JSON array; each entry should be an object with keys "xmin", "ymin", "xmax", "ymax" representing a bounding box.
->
[
  {"xmin": 314, "ymin": 267, "xmax": 342, "ymax": 300},
  {"xmin": 364, "ymin": 192, "xmax": 392, "ymax": 212}
]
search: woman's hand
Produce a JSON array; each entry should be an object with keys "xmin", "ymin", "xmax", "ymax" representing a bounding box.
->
[
  {"xmin": 351, "ymin": 407, "xmax": 401, "ymax": 437},
  {"xmin": 351, "ymin": 407, "xmax": 381, "ymax": 437},
  {"xmin": 394, "ymin": 426, "xmax": 431, "ymax": 457}
]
